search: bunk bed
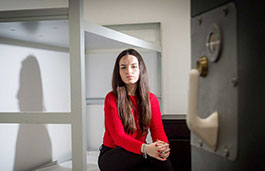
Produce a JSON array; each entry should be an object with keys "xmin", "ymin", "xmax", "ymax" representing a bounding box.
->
[{"xmin": 0, "ymin": 0, "xmax": 162, "ymax": 170}]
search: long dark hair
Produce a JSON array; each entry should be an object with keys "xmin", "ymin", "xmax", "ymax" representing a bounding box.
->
[{"xmin": 112, "ymin": 49, "xmax": 151, "ymax": 135}]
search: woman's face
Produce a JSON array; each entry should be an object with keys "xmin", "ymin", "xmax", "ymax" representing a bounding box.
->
[{"xmin": 119, "ymin": 54, "xmax": 140, "ymax": 85}]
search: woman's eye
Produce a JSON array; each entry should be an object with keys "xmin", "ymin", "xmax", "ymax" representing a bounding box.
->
[
  {"xmin": 120, "ymin": 66, "xmax": 126, "ymax": 69},
  {"xmin": 132, "ymin": 65, "xmax": 138, "ymax": 68}
]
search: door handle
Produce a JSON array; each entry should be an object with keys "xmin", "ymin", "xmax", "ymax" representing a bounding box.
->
[{"xmin": 186, "ymin": 69, "xmax": 219, "ymax": 150}]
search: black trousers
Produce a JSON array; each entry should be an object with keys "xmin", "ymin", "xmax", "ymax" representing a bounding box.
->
[{"xmin": 98, "ymin": 144, "xmax": 174, "ymax": 171}]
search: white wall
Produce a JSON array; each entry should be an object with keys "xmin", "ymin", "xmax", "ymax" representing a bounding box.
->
[
  {"xmin": 84, "ymin": 0, "xmax": 191, "ymax": 114},
  {"xmin": 0, "ymin": 124, "xmax": 71, "ymax": 171},
  {"xmin": 0, "ymin": 44, "xmax": 70, "ymax": 112},
  {"xmin": 0, "ymin": 43, "xmax": 71, "ymax": 171},
  {"xmin": 86, "ymin": 50, "xmax": 161, "ymax": 98}
]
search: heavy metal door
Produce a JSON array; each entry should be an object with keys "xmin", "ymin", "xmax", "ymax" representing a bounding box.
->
[{"xmin": 187, "ymin": 1, "xmax": 265, "ymax": 170}]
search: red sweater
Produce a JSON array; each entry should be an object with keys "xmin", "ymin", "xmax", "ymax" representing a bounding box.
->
[{"xmin": 103, "ymin": 91, "xmax": 168, "ymax": 155}]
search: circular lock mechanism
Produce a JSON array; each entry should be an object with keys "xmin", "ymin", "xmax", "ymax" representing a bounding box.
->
[
  {"xmin": 196, "ymin": 56, "xmax": 208, "ymax": 77},
  {"xmin": 206, "ymin": 24, "xmax": 222, "ymax": 62}
]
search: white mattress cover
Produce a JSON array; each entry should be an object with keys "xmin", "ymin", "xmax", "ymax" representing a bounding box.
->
[{"xmin": 35, "ymin": 151, "xmax": 99, "ymax": 171}]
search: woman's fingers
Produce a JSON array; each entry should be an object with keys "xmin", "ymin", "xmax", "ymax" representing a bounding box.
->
[
  {"xmin": 160, "ymin": 149, "xmax": 170, "ymax": 155},
  {"xmin": 146, "ymin": 142, "xmax": 170, "ymax": 161},
  {"xmin": 156, "ymin": 139, "xmax": 169, "ymax": 145},
  {"xmin": 156, "ymin": 143, "xmax": 170, "ymax": 154},
  {"xmin": 154, "ymin": 141, "xmax": 170, "ymax": 160},
  {"xmin": 155, "ymin": 140, "xmax": 169, "ymax": 148},
  {"xmin": 156, "ymin": 155, "xmax": 167, "ymax": 161},
  {"xmin": 159, "ymin": 150, "xmax": 170, "ymax": 159},
  {"xmin": 164, "ymin": 151, "xmax": 170, "ymax": 159},
  {"xmin": 155, "ymin": 141, "xmax": 169, "ymax": 147},
  {"xmin": 159, "ymin": 147, "xmax": 170, "ymax": 154},
  {"xmin": 157, "ymin": 151, "xmax": 170, "ymax": 161},
  {"xmin": 158, "ymin": 144, "xmax": 169, "ymax": 151}
]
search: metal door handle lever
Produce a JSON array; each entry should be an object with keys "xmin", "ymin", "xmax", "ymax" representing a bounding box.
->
[{"xmin": 186, "ymin": 69, "xmax": 219, "ymax": 150}]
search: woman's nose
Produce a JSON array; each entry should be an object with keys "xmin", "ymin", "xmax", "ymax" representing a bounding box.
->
[{"xmin": 127, "ymin": 67, "xmax": 132, "ymax": 74}]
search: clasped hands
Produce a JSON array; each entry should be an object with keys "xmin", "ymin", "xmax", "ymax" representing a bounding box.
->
[{"xmin": 141, "ymin": 140, "xmax": 170, "ymax": 161}]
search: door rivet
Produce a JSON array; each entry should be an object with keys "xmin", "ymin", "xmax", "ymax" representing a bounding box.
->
[
  {"xmin": 198, "ymin": 139, "xmax": 203, "ymax": 147},
  {"xmin": 224, "ymin": 147, "xmax": 230, "ymax": 157},
  {"xmin": 232, "ymin": 77, "xmax": 238, "ymax": 87},
  {"xmin": 198, "ymin": 17, "xmax": 202, "ymax": 25},
  {"xmin": 223, "ymin": 7, "xmax": 229, "ymax": 16}
]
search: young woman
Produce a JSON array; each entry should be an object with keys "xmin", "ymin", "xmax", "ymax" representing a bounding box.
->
[{"xmin": 98, "ymin": 49, "xmax": 174, "ymax": 171}]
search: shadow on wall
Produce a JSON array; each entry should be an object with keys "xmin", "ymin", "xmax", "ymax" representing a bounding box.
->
[{"xmin": 14, "ymin": 55, "xmax": 52, "ymax": 171}]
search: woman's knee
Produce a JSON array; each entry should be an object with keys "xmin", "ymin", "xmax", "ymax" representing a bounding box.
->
[
  {"xmin": 98, "ymin": 146, "xmax": 144, "ymax": 171},
  {"xmin": 148, "ymin": 157, "xmax": 174, "ymax": 171}
]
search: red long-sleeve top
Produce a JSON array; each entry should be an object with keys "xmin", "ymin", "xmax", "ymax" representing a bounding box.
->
[{"xmin": 103, "ymin": 91, "xmax": 168, "ymax": 155}]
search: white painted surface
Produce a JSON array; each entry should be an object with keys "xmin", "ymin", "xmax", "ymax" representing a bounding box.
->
[
  {"xmin": 86, "ymin": 50, "xmax": 161, "ymax": 98},
  {"xmin": 35, "ymin": 151, "xmax": 100, "ymax": 171},
  {"xmin": 0, "ymin": 44, "xmax": 70, "ymax": 112},
  {"xmin": 0, "ymin": 124, "xmax": 71, "ymax": 171},
  {"xmin": 85, "ymin": 52, "xmax": 116, "ymax": 98},
  {"xmin": 0, "ymin": 43, "xmax": 71, "ymax": 171},
  {"xmin": 106, "ymin": 23, "xmax": 161, "ymax": 44},
  {"xmin": 86, "ymin": 105, "xmax": 105, "ymax": 150}
]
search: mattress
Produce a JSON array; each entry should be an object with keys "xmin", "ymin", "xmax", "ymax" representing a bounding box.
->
[{"xmin": 35, "ymin": 151, "xmax": 100, "ymax": 171}]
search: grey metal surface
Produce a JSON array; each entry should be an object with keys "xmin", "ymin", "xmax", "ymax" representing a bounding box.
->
[
  {"xmin": 84, "ymin": 23, "xmax": 161, "ymax": 51},
  {"xmin": 84, "ymin": 30, "xmax": 140, "ymax": 50},
  {"xmin": 191, "ymin": 2, "xmax": 237, "ymax": 160},
  {"xmin": 0, "ymin": 20, "xmax": 69, "ymax": 48},
  {"xmin": 68, "ymin": 0, "xmax": 87, "ymax": 170},
  {"xmin": 0, "ymin": 8, "xmax": 68, "ymax": 22},
  {"xmin": 0, "ymin": 19, "xmax": 160, "ymax": 51},
  {"xmin": 191, "ymin": 0, "xmax": 230, "ymax": 17},
  {"xmin": 162, "ymin": 114, "xmax": 186, "ymax": 120}
]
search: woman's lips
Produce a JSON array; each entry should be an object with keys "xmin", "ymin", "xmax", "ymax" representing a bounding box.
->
[{"xmin": 127, "ymin": 76, "xmax": 133, "ymax": 79}]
